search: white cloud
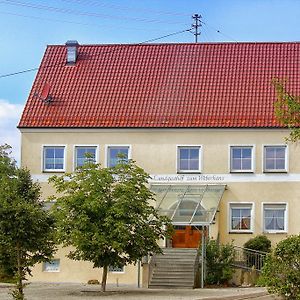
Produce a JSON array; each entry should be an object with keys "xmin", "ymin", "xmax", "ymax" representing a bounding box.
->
[{"xmin": 0, "ymin": 99, "xmax": 24, "ymax": 164}]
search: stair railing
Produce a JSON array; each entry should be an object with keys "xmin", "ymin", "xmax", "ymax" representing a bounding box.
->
[{"xmin": 232, "ymin": 246, "xmax": 267, "ymax": 272}]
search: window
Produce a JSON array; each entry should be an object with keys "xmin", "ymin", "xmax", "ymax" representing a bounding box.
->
[
  {"xmin": 43, "ymin": 146, "xmax": 65, "ymax": 171},
  {"xmin": 43, "ymin": 259, "xmax": 60, "ymax": 272},
  {"xmin": 263, "ymin": 203, "xmax": 287, "ymax": 232},
  {"xmin": 177, "ymin": 146, "xmax": 201, "ymax": 172},
  {"xmin": 230, "ymin": 146, "xmax": 253, "ymax": 172},
  {"xmin": 230, "ymin": 203, "xmax": 253, "ymax": 232},
  {"xmin": 107, "ymin": 146, "xmax": 130, "ymax": 167},
  {"xmin": 264, "ymin": 146, "xmax": 287, "ymax": 172},
  {"xmin": 108, "ymin": 265, "xmax": 124, "ymax": 273},
  {"xmin": 75, "ymin": 146, "xmax": 97, "ymax": 168}
]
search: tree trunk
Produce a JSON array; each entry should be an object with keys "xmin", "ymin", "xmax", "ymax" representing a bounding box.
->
[
  {"xmin": 101, "ymin": 265, "xmax": 108, "ymax": 292},
  {"xmin": 16, "ymin": 243, "xmax": 24, "ymax": 300}
]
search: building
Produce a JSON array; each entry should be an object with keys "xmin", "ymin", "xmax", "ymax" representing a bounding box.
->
[{"xmin": 18, "ymin": 41, "xmax": 300, "ymax": 286}]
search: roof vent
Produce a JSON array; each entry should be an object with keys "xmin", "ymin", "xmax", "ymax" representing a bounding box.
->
[{"xmin": 66, "ymin": 40, "xmax": 79, "ymax": 64}]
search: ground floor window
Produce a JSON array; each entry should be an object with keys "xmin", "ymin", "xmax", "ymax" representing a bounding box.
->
[
  {"xmin": 229, "ymin": 203, "xmax": 253, "ymax": 232},
  {"xmin": 263, "ymin": 203, "xmax": 287, "ymax": 233},
  {"xmin": 108, "ymin": 265, "xmax": 124, "ymax": 273},
  {"xmin": 43, "ymin": 259, "xmax": 60, "ymax": 272}
]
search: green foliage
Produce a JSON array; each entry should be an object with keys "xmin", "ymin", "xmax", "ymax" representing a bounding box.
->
[
  {"xmin": 0, "ymin": 145, "xmax": 56, "ymax": 300},
  {"xmin": 50, "ymin": 158, "xmax": 172, "ymax": 292},
  {"xmin": 259, "ymin": 235, "xmax": 300, "ymax": 299},
  {"xmin": 244, "ymin": 235, "xmax": 271, "ymax": 253},
  {"xmin": 243, "ymin": 235, "xmax": 271, "ymax": 269},
  {"xmin": 273, "ymin": 78, "xmax": 300, "ymax": 142},
  {"xmin": 205, "ymin": 239, "xmax": 235, "ymax": 285}
]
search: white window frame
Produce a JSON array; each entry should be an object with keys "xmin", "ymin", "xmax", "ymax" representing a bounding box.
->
[
  {"xmin": 228, "ymin": 202, "xmax": 254, "ymax": 233},
  {"xmin": 262, "ymin": 202, "xmax": 288, "ymax": 233},
  {"xmin": 43, "ymin": 259, "xmax": 60, "ymax": 272},
  {"xmin": 73, "ymin": 145, "xmax": 99, "ymax": 171},
  {"xmin": 105, "ymin": 145, "xmax": 131, "ymax": 167},
  {"xmin": 42, "ymin": 145, "xmax": 67, "ymax": 172},
  {"xmin": 176, "ymin": 145, "xmax": 202, "ymax": 173},
  {"xmin": 108, "ymin": 265, "xmax": 125, "ymax": 273},
  {"xmin": 229, "ymin": 145, "xmax": 255, "ymax": 173},
  {"xmin": 262, "ymin": 145, "xmax": 288, "ymax": 173}
]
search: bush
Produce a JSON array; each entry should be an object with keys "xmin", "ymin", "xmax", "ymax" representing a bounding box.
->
[
  {"xmin": 259, "ymin": 235, "xmax": 300, "ymax": 299},
  {"xmin": 244, "ymin": 235, "xmax": 271, "ymax": 253},
  {"xmin": 243, "ymin": 235, "xmax": 271, "ymax": 269},
  {"xmin": 205, "ymin": 239, "xmax": 235, "ymax": 285}
]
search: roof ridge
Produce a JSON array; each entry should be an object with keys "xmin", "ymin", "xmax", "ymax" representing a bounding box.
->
[{"xmin": 46, "ymin": 41, "xmax": 300, "ymax": 47}]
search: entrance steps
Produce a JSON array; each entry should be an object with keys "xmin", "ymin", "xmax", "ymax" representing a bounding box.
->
[{"xmin": 148, "ymin": 248, "xmax": 199, "ymax": 289}]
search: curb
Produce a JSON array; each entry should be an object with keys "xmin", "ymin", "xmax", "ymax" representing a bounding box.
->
[{"xmin": 199, "ymin": 291, "xmax": 268, "ymax": 300}]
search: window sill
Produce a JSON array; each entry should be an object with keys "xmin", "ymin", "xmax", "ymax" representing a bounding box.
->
[
  {"xmin": 177, "ymin": 171, "xmax": 201, "ymax": 174},
  {"xmin": 43, "ymin": 270, "xmax": 60, "ymax": 273},
  {"xmin": 263, "ymin": 231, "xmax": 287, "ymax": 234},
  {"xmin": 263, "ymin": 170, "xmax": 288, "ymax": 174},
  {"xmin": 229, "ymin": 230, "xmax": 253, "ymax": 234},
  {"xmin": 43, "ymin": 170, "xmax": 65, "ymax": 173},
  {"xmin": 230, "ymin": 171, "xmax": 254, "ymax": 174}
]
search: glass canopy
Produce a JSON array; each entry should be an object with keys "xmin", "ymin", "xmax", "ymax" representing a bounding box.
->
[{"xmin": 151, "ymin": 184, "xmax": 226, "ymax": 225}]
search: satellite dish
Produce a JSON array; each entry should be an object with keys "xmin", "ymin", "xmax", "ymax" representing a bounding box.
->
[
  {"xmin": 34, "ymin": 83, "xmax": 53, "ymax": 105},
  {"xmin": 41, "ymin": 83, "xmax": 50, "ymax": 101}
]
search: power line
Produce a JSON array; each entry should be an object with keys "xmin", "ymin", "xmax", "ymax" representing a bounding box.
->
[
  {"xmin": 58, "ymin": 0, "xmax": 190, "ymax": 17},
  {"xmin": 0, "ymin": 10, "xmax": 162, "ymax": 31},
  {"xmin": 0, "ymin": 28, "xmax": 192, "ymax": 79},
  {"xmin": 0, "ymin": 0, "xmax": 183, "ymax": 25},
  {"xmin": 200, "ymin": 20, "xmax": 238, "ymax": 42},
  {"xmin": 0, "ymin": 67, "xmax": 39, "ymax": 79}
]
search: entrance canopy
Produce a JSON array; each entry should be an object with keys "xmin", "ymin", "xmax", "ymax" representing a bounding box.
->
[{"xmin": 151, "ymin": 184, "xmax": 226, "ymax": 225}]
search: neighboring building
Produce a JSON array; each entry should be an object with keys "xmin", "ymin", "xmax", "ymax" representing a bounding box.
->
[{"xmin": 18, "ymin": 41, "xmax": 300, "ymax": 285}]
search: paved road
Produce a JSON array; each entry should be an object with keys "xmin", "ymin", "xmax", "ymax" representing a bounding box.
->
[{"xmin": 0, "ymin": 283, "xmax": 281, "ymax": 300}]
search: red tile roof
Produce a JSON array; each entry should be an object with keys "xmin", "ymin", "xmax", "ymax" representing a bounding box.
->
[{"xmin": 19, "ymin": 42, "xmax": 300, "ymax": 128}]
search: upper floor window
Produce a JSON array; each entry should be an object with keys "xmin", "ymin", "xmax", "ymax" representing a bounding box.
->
[
  {"xmin": 264, "ymin": 146, "xmax": 287, "ymax": 172},
  {"xmin": 263, "ymin": 203, "xmax": 287, "ymax": 233},
  {"xmin": 229, "ymin": 203, "xmax": 253, "ymax": 232},
  {"xmin": 43, "ymin": 146, "xmax": 65, "ymax": 172},
  {"xmin": 177, "ymin": 146, "xmax": 201, "ymax": 173},
  {"xmin": 107, "ymin": 146, "xmax": 130, "ymax": 167},
  {"xmin": 75, "ymin": 146, "xmax": 97, "ymax": 168},
  {"xmin": 230, "ymin": 146, "xmax": 254, "ymax": 172}
]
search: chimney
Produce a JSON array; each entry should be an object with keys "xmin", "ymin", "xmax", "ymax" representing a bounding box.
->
[{"xmin": 65, "ymin": 40, "xmax": 79, "ymax": 64}]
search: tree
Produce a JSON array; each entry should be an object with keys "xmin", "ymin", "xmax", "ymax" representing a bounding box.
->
[
  {"xmin": 259, "ymin": 235, "xmax": 300, "ymax": 300},
  {"xmin": 273, "ymin": 78, "xmax": 300, "ymax": 141},
  {"xmin": 50, "ymin": 158, "xmax": 172, "ymax": 292},
  {"xmin": 0, "ymin": 144, "xmax": 56, "ymax": 300}
]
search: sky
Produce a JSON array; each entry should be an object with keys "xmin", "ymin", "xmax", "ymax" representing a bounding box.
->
[{"xmin": 1, "ymin": 0, "xmax": 300, "ymax": 162}]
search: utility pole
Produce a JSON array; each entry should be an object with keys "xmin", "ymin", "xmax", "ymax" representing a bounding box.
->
[{"xmin": 192, "ymin": 14, "xmax": 202, "ymax": 43}]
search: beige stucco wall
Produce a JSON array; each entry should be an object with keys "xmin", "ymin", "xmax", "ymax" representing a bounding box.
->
[
  {"xmin": 31, "ymin": 247, "xmax": 140, "ymax": 285},
  {"xmin": 20, "ymin": 128, "xmax": 300, "ymax": 283}
]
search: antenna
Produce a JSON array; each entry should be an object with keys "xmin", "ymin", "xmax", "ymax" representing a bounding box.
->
[
  {"xmin": 34, "ymin": 83, "xmax": 53, "ymax": 105},
  {"xmin": 192, "ymin": 14, "xmax": 202, "ymax": 43}
]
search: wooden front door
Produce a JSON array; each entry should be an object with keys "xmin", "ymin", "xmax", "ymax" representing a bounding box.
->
[{"xmin": 172, "ymin": 225, "xmax": 201, "ymax": 248}]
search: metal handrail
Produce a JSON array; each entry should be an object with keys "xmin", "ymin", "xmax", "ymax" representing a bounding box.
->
[{"xmin": 232, "ymin": 246, "xmax": 267, "ymax": 272}]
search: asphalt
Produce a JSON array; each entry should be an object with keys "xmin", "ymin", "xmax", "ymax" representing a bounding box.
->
[{"xmin": 0, "ymin": 283, "xmax": 282, "ymax": 300}]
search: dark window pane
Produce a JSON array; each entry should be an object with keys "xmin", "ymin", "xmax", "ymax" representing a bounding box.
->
[
  {"xmin": 180, "ymin": 149, "xmax": 189, "ymax": 159},
  {"xmin": 242, "ymin": 148, "xmax": 252, "ymax": 159},
  {"xmin": 232, "ymin": 148, "xmax": 241, "ymax": 158},
  {"xmin": 45, "ymin": 148, "xmax": 54, "ymax": 158},
  {"xmin": 189, "ymin": 149, "xmax": 199, "ymax": 159}
]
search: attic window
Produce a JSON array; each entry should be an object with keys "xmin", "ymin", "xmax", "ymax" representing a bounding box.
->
[{"xmin": 65, "ymin": 40, "xmax": 79, "ymax": 64}]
